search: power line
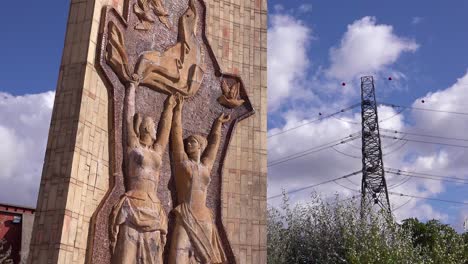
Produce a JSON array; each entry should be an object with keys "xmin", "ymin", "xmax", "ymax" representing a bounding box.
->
[
  {"xmin": 267, "ymin": 171, "xmax": 362, "ymax": 200},
  {"xmin": 382, "ymin": 134, "xmax": 408, "ymax": 149},
  {"xmin": 344, "ymin": 176, "xmax": 361, "ymax": 187},
  {"xmin": 269, "ymin": 133, "xmax": 359, "ymax": 164},
  {"xmin": 268, "ymin": 133, "xmax": 361, "ymax": 167},
  {"xmin": 331, "ymin": 146, "xmax": 361, "ymax": 159},
  {"xmin": 331, "ymin": 106, "xmax": 406, "ymax": 125},
  {"xmin": 329, "ymin": 118, "xmax": 408, "ymax": 150},
  {"xmin": 267, "ymin": 103, "xmax": 360, "ymax": 138},
  {"xmin": 387, "ymin": 175, "xmax": 412, "ymax": 190},
  {"xmin": 392, "ymin": 197, "xmax": 413, "ymax": 211},
  {"xmin": 380, "ymin": 134, "xmax": 468, "ymax": 149},
  {"xmin": 389, "ymin": 192, "xmax": 468, "ymax": 205},
  {"xmin": 380, "ymin": 128, "xmax": 468, "ymax": 143},
  {"xmin": 381, "ymin": 102, "xmax": 468, "ymax": 116},
  {"xmin": 385, "ymin": 170, "xmax": 468, "ymax": 185},
  {"xmin": 386, "ymin": 168, "xmax": 468, "ymax": 182},
  {"xmin": 331, "ymin": 115, "xmax": 360, "ymax": 125},
  {"xmin": 378, "ymin": 106, "xmax": 407, "ymax": 123},
  {"xmin": 333, "ymin": 179, "xmax": 360, "ymax": 192},
  {"xmin": 382, "ymin": 140, "xmax": 409, "ymax": 156}
]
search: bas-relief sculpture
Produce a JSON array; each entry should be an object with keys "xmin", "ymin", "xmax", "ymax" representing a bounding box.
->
[
  {"xmin": 106, "ymin": 0, "xmax": 205, "ymax": 97},
  {"xmin": 217, "ymin": 80, "xmax": 245, "ymax": 109},
  {"xmin": 169, "ymin": 94, "xmax": 229, "ymax": 263},
  {"xmin": 134, "ymin": 0, "xmax": 170, "ymax": 30},
  {"xmin": 92, "ymin": 0, "xmax": 254, "ymax": 263},
  {"xmin": 109, "ymin": 79, "xmax": 175, "ymax": 263}
]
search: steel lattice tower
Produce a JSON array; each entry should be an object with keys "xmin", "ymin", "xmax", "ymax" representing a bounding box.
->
[{"xmin": 360, "ymin": 76, "xmax": 391, "ymax": 214}]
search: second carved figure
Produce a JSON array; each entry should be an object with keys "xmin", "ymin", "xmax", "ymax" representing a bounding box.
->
[{"xmin": 169, "ymin": 93, "xmax": 229, "ymax": 264}]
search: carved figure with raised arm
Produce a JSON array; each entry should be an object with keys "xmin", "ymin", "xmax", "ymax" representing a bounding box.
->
[
  {"xmin": 109, "ymin": 74, "xmax": 177, "ymax": 264},
  {"xmin": 106, "ymin": 0, "xmax": 205, "ymax": 98},
  {"xmin": 169, "ymin": 94, "xmax": 229, "ymax": 264}
]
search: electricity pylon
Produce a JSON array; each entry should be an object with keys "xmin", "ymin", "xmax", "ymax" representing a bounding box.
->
[{"xmin": 360, "ymin": 76, "xmax": 391, "ymax": 214}]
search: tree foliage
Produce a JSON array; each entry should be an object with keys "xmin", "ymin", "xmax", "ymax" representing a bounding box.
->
[
  {"xmin": 402, "ymin": 218, "xmax": 468, "ymax": 263},
  {"xmin": 268, "ymin": 193, "xmax": 468, "ymax": 264},
  {"xmin": 0, "ymin": 239, "xmax": 13, "ymax": 264}
]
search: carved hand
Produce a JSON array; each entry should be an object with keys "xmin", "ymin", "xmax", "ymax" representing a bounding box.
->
[
  {"xmin": 174, "ymin": 93, "xmax": 185, "ymax": 111},
  {"xmin": 217, "ymin": 113, "xmax": 231, "ymax": 124},
  {"xmin": 129, "ymin": 74, "xmax": 141, "ymax": 86},
  {"xmin": 164, "ymin": 93, "xmax": 177, "ymax": 109}
]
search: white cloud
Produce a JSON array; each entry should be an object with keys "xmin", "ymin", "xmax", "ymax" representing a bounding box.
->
[
  {"xmin": 0, "ymin": 91, "xmax": 54, "ymax": 207},
  {"xmin": 327, "ymin": 16, "xmax": 419, "ymax": 80},
  {"xmin": 268, "ymin": 14, "xmax": 311, "ymax": 111},
  {"xmin": 395, "ymin": 202, "xmax": 449, "ymax": 223},
  {"xmin": 268, "ymin": 72, "xmax": 468, "ymax": 223},
  {"xmin": 411, "ymin": 71, "xmax": 468, "ymax": 139},
  {"xmin": 264, "ymin": 10, "xmax": 466, "ymax": 228}
]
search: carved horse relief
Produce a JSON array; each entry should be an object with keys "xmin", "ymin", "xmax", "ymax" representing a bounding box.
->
[{"xmin": 89, "ymin": 0, "xmax": 254, "ymax": 263}]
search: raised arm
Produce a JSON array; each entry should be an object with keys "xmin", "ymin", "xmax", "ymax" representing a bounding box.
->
[
  {"xmin": 153, "ymin": 94, "xmax": 176, "ymax": 154},
  {"xmin": 171, "ymin": 94, "xmax": 188, "ymax": 162},
  {"xmin": 202, "ymin": 113, "xmax": 230, "ymax": 169},
  {"xmin": 124, "ymin": 78, "xmax": 139, "ymax": 148}
]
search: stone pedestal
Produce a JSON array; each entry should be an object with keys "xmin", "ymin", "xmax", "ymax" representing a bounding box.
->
[{"xmin": 28, "ymin": 0, "xmax": 267, "ymax": 263}]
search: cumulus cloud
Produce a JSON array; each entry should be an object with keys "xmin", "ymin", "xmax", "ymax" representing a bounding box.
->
[
  {"xmin": 0, "ymin": 91, "xmax": 54, "ymax": 207},
  {"xmin": 268, "ymin": 96, "xmax": 457, "ymax": 222},
  {"xmin": 268, "ymin": 104, "xmax": 405, "ymax": 201},
  {"xmin": 268, "ymin": 14, "xmax": 311, "ymax": 111},
  {"xmin": 411, "ymin": 71, "xmax": 468, "ymax": 138},
  {"xmin": 268, "ymin": 68, "xmax": 468, "ymax": 223},
  {"xmin": 327, "ymin": 16, "xmax": 419, "ymax": 80}
]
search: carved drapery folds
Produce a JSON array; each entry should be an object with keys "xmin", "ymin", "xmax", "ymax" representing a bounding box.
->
[{"xmin": 92, "ymin": 0, "xmax": 254, "ymax": 263}]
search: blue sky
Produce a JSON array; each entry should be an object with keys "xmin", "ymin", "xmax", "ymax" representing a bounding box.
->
[
  {"xmin": 267, "ymin": 0, "xmax": 468, "ymax": 230},
  {"xmin": 273, "ymin": 0, "xmax": 468, "ymax": 105},
  {"xmin": 0, "ymin": 1, "xmax": 69, "ymax": 95},
  {"xmin": 0, "ymin": 0, "xmax": 467, "ymax": 230}
]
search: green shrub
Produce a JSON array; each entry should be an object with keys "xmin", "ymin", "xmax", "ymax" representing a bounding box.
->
[{"xmin": 267, "ymin": 193, "xmax": 467, "ymax": 264}]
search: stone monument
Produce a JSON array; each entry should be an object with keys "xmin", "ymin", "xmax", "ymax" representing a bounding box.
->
[{"xmin": 28, "ymin": 0, "xmax": 267, "ymax": 263}]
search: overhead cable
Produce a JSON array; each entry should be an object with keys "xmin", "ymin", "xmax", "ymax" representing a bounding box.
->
[
  {"xmin": 267, "ymin": 171, "xmax": 362, "ymax": 200},
  {"xmin": 268, "ymin": 133, "xmax": 361, "ymax": 167},
  {"xmin": 388, "ymin": 192, "xmax": 468, "ymax": 205},
  {"xmin": 381, "ymin": 102, "xmax": 468, "ymax": 116},
  {"xmin": 268, "ymin": 103, "xmax": 360, "ymax": 138}
]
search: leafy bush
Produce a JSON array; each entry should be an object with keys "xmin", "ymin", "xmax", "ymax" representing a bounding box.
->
[
  {"xmin": 0, "ymin": 239, "xmax": 13, "ymax": 264},
  {"xmin": 267, "ymin": 193, "xmax": 467, "ymax": 264}
]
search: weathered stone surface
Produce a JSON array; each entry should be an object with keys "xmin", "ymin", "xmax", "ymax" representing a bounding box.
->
[{"xmin": 28, "ymin": 0, "xmax": 267, "ymax": 263}]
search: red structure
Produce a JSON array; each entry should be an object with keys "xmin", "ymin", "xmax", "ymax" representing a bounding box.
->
[{"xmin": 0, "ymin": 203, "xmax": 35, "ymax": 264}]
